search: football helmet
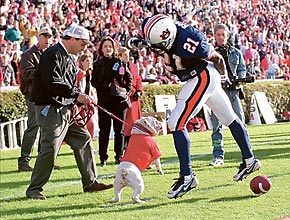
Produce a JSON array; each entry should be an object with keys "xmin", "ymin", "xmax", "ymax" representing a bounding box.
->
[{"xmin": 141, "ymin": 14, "xmax": 177, "ymax": 51}]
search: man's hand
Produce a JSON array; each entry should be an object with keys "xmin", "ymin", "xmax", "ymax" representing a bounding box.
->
[{"xmin": 77, "ymin": 93, "xmax": 92, "ymax": 104}]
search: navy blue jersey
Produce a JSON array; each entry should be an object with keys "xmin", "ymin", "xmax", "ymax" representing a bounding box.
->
[{"xmin": 161, "ymin": 21, "xmax": 213, "ymax": 81}]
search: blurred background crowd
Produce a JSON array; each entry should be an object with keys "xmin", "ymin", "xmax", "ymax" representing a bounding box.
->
[{"xmin": 0, "ymin": 0, "xmax": 290, "ymax": 87}]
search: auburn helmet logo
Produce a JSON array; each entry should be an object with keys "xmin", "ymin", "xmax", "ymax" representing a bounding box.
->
[{"xmin": 160, "ymin": 29, "xmax": 170, "ymax": 40}]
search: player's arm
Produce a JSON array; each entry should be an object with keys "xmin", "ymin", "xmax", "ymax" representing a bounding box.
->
[
  {"xmin": 194, "ymin": 35, "xmax": 227, "ymax": 75},
  {"xmin": 207, "ymin": 49, "xmax": 227, "ymax": 75}
]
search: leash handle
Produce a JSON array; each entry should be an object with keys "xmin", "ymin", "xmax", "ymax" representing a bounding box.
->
[{"xmin": 72, "ymin": 102, "xmax": 130, "ymax": 127}]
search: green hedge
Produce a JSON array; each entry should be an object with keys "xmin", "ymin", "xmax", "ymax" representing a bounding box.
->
[
  {"xmin": 1, "ymin": 81, "xmax": 289, "ymax": 123},
  {"xmin": 141, "ymin": 81, "xmax": 290, "ymax": 123},
  {"xmin": 0, "ymin": 91, "xmax": 27, "ymax": 123}
]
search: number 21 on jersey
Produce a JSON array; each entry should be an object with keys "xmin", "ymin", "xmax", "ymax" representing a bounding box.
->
[{"xmin": 164, "ymin": 38, "xmax": 200, "ymax": 71}]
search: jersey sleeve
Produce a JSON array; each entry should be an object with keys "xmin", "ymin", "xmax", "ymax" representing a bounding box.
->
[
  {"xmin": 189, "ymin": 26, "xmax": 212, "ymax": 60},
  {"xmin": 176, "ymin": 24, "xmax": 212, "ymax": 60}
]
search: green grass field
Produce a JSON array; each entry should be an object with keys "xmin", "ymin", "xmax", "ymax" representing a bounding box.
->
[{"xmin": 1, "ymin": 122, "xmax": 290, "ymax": 220}]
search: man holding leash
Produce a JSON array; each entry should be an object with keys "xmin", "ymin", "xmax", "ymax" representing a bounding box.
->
[{"xmin": 26, "ymin": 25, "xmax": 113, "ymax": 200}]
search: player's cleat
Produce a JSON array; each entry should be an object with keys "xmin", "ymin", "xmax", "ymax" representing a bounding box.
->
[
  {"xmin": 167, "ymin": 173, "xmax": 198, "ymax": 199},
  {"xmin": 209, "ymin": 157, "xmax": 224, "ymax": 166},
  {"xmin": 233, "ymin": 158, "xmax": 261, "ymax": 181}
]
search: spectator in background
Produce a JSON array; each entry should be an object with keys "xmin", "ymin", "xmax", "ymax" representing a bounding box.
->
[
  {"xmin": 5, "ymin": 41, "xmax": 13, "ymax": 56},
  {"xmin": 4, "ymin": 20, "xmax": 23, "ymax": 45},
  {"xmin": 138, "ymin": 65, "xmax": 146, "ymax": 80},
  {"xmin": 144, "ymin": 65, "xmax": 158, "ymax": 83},
  {"xmin": 0, "ymin": 16, "xmax": 7, "ymax": 32},
  {"xmin": 118, "ymin": 47, "xmax": 143, "ymax": 148},
  {"xmin": 0, "ymin": 30, "xmax": 7, "ymax": 45},
  {"xmin": 18, "ymin": 26, "xmax": 54, "ymax": 172},
  {"xmin": 155, "ymin": 63, "xmax": 171, "ymax": 84},
  {"xmin": 91, "ymin": 36, "xmax": 132, "ymax": 167},
  {"xmin": 10, "ymin": 50, "xmax": 21, "ymax": 84},
  {"xmin": 0, "ymin": 0, "xmax": 10, "ymax": 15},
  {"xmin": 244, "ymin": 42, "xmax": 256, "ymax": 74},
  {"xmin": 76, "ymin": 53, "xmax": 96, "ymax": 140},
  {"xmin": 1, "ymin": 53, "xmax": 16, "ymax": 86},
  {"xmin": 267, "ymin": 48, "xmax": 280, "ymax": 79},
  {"xmin": 209, "ymin": 23, "xmax": 247, "ymax": 167},
  {"xmin": 0, "ymin": 43, "xmax": 7, "ymax": 57},
  {"xmin": 19, "ymin": 15, "xmax": 39, "ymax": 51},
  {"xmin": 280, "ymin": 65, "xmax": 290, "ymax": 80}
]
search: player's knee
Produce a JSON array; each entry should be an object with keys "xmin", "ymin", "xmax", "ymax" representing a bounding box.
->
[
  {"xmin": 167, "ymin": 118, "xmax": 176, "ymax": 132},
  {"xmin": 221, "ymin": 116, "xmax": 236, "ymax": 127},
  {"xmin": 167, "ymin": 119, "xmax": 185, "ymax": 132},
  {"xmin": 217, "ymin": 110, "xmax": 237, "ymax": 127}
]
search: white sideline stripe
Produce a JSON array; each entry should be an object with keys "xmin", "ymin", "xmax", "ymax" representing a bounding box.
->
[{"xmin": 251, "ymin": 138, "xmax": 290, "ymax": 146}]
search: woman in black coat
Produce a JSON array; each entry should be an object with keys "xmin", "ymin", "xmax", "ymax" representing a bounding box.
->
[{"xmin": 91, "ymin": 36, "xmax": 132, "ymax": 166}]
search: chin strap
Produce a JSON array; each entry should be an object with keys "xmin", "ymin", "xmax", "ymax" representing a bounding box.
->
[{"xmin": 72, "ymin": 103, "xmax": 129, "ymax": 127}]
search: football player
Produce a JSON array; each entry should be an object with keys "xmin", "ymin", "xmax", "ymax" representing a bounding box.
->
[{"xmin": 127, "ymin": 14, "xmax": 261, "ymax": 199}]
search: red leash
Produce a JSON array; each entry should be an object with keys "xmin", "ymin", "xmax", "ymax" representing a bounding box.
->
[{"xmin": 73, "ymin": 103, "xmax": 129, "ymax": 127}]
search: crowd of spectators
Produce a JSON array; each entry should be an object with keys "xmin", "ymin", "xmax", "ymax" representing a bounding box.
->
[{"xmin": 0, "ymin": 0, "xmax": 290, "ymax": 87}]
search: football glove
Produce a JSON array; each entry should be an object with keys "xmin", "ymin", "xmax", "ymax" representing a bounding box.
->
[
  {"xmin": 126, "ymin": 37, "xmax": 150, "ymax": 50},
  {"xmin": 133, "ymin": 90, "xmax": 142, "ymax": 100},
  {"xmin": 221, "ymin": 73, "xmax": 232, "ymax": 86}
]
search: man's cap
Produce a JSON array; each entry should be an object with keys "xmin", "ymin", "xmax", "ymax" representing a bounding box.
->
[
  {"xmin": 214, "ymin": 23, "xmax": 230, "ymax": 34},
  {"xmin": 62, "ymin": 25, "xmax": 93, "ymax": 46},
  {"xmin": 39, "ymin": 27, "xmax": 53, "ymax": 36}
]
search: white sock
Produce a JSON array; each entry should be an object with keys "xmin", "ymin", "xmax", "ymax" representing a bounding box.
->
[
  {"xmin": 184, "ymin": 174, "xmax": 194, "ymax": 183},
  {"xmin": 245, "ymin": 157, "xmax": 254, "ymax": 167}
]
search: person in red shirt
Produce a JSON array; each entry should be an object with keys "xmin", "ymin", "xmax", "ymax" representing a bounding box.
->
[{"xmin": 111, "ymin": 116, "xmax": 164, "ymax": 203}]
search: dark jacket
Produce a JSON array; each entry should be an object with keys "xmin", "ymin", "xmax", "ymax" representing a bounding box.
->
[
  {"xmin": 91, "ymin": 56, "xmax": 132, "ymax": 108},
  {"xmin": 30, "ymin": 42, "xmax": 80, "ymax": 107},
  {"xmin": 19, "ymin": 45, "xmax": 41, "ymax": 97}
]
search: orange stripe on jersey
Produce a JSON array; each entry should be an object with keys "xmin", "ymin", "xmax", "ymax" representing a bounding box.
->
[{"xmin": 176, "ymin": 70, "xmax": 210, "ymax": 131}]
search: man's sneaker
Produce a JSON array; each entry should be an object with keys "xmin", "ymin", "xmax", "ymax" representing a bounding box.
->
[
  {"xmin": 167, "ymin": 173, "xmax": 198, "ymax": 199},
  {"xmin": 233, "ymin": 158, "xmax": 261, "ymax": 181},
  {"xmin": 209, "ymin": 157, "xmax": 224, "ymax": 166}
]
